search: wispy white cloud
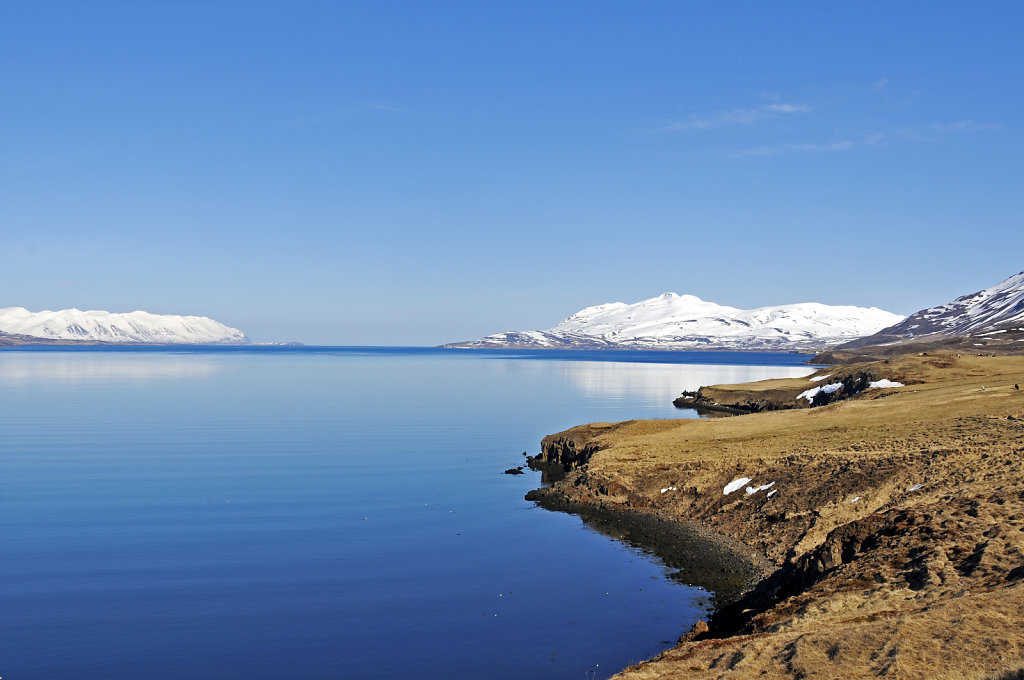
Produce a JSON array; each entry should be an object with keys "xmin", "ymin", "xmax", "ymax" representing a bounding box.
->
[
  {"xmin": 888, "ymin": 120, "xmax": 1002, "ymax": 143},
  {"xmin": 668, "ymin": 84, "xmax": 1002, "ymax": 159},
  {"xmin": 732, "ymin": 119, "xmax": 1000, "ymax": 158},
  {"xmin": 930, "ymin": 120, "xmax": 1002, "ymax": 133},
  {"xmin": 665, "ymin": 108, "xmax": 756, "ymax": 130},
  {"xmin": 290, "ymin": 99, "xmax": 413, "ymax": 130},
  {"xmin": 733, "ymin": 140, "xmax": 856, "ymax": 157},
  {"xmin": 762, "ymin": 103, "xmax": 812, "ymax": 113},
  {"xmin": 889, "ymin": 126, "xmax": 929, "ymax": 143},
  {"xmin": 356, "ymin": 100, "xmax": 412, "ymax": 114},
  {"xmin": 664, "ymin": 101, "xmax": 811, "ymax": 131},
  {"xmin": 178, "ymin": 3, "xmax": 274, "ymax": 18}
]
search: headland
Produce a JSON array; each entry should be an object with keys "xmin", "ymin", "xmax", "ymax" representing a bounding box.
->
[{"xmin": 528, "ymin": 352, "xmax": 1024, "ymax": 679}]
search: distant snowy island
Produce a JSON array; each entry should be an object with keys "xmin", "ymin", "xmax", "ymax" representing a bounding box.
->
[
  {"xmin": 0, "ymin": 307, "xmax": 248, "ymax": 345},
  {"xmin": 445, "ymin": 292, "xmax": 905, "ymax": 352}
]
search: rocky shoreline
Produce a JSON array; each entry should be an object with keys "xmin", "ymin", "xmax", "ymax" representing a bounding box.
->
[
  {"xmin": 526, "ymin": 482, "xmax": 770, "ymax": 607},
  {"xmin": 526, "ymin": 352, "xmax": 1024, "ymax": 679},
  {"xmin": 524, "ymin": 431, "xmax": 772, "ymax": 605}
]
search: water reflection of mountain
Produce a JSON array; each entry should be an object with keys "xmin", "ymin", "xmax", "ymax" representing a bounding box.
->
[
  {"xmin": 561, "ymin": 361, "xmax": 814, "ymax": 405},
  {"xmin": 0, "ymin": 356, "xmax": 221, "ymax": 385}
]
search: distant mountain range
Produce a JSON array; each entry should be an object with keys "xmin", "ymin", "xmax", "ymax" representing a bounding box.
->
[
  {"xmin": 445, "ymin": 293, "xmax": 905, "ymax": 352},
  {"xmin": 0, "ymin": 307, "xmax": 248, "ymax": 345},
  {"xmin": 835, "ymin": 270, "xmax": 1024, "ymax": 353},
  {"xmin": 9, "ymin": 271, "xmax": 1019, "ymax": 352}
]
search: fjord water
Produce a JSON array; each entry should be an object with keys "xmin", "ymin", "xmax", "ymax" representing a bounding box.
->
[{"xmin": 0, "ymin": 347, "xmax": 813, "ymax": 680}]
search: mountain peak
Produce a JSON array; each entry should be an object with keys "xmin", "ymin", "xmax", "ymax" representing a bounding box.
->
[
  {"xmin": 841, "ymin": 269, "xmax": 1024, "ymax": 348},
  {"xmin": 447, "ymin": 294, "xmax": 903, "ymax": 351},
  {"xmin": 0, "ymin": 307, "xmax": 249, "ymax": 345}
]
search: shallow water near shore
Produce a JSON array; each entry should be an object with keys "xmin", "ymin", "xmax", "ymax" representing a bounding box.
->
[{"xmin": 0, "ymin": 347, "xmax": 813, "ymax": 679}]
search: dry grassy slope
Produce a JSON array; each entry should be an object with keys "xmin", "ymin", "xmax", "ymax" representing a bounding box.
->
[{"xmin": 538, "ymin": 354, "xmax": 1024, "ymax": 680}]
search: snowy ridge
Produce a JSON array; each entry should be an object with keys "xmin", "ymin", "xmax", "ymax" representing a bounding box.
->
[
  {"xmin": 0, "ymin": 307, "xmax": 249, "ymax": 345},
  {"xmin": 844, "ymin": 270, "xmax": 1024, "ymax": 347},
  {"xmin": 448, "ymin": 292, "xmax": 903, "ymax": 351}
]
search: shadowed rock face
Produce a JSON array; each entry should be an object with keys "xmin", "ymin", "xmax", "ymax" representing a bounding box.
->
[
  {"xmin": 0, "ymin": 330, "xmax": 99, "ymax": 346},
  {"xmin": 534, "ymin": 434, "xmax": 602, "ymax": 471}
]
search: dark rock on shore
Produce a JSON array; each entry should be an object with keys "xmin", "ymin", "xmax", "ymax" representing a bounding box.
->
[
  {"xmin": 525, "ymin": 428, "xmax": 770, "ymax": 604},
  {"xmin": 525, "ymin": 485, "xmax": 768, "ymax": 605}
]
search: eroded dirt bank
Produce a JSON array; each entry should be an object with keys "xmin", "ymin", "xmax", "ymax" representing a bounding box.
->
[{"xmin": 528, "ymin": 353, "xmax": 1024, "ymax": 679}]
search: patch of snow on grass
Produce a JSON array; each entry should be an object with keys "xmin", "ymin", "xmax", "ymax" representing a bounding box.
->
[
  {"xmin": 746, "ymin": 481, "xmax": 775, "ymax": 495},
  {"xmin": 796, "ymin": 387, "xmax": 820, "ymax": 401},
  {"xmin": 908, "ymin": 484, "xmax": 924, "ymax": 492},
  {"xmin": 810, "ymin": 374, "xmax": 833, "ymax": 382},
  {"xmin": 868, "ymin": 379, "xmax": 904, "ymax": 389},
  {"xmin": 659, "ymin": 486, "xmax": 677, "ymax": 494},
  {"xmin": 796, "ymin": 382, "xmax": 843, "ymax": 402},
  {"xmin": 851, "ymin": 496, "xmax": 860, "ymax": 503},
  {"xmin": 723, "ymin": 478, "xmax": 752, "ymax": 495},
  {"xmin": 766, "ymin": 489, "xmax": 778, "ymax": 498}
]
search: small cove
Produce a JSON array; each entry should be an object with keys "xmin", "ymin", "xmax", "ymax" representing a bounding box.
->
[{"xmin": 0, "ymin": 347, "xmax": 813, "ymax": 679}]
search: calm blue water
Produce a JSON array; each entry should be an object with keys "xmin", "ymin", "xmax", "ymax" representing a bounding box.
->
[{"xmin": 0, "ymin": 347, "xmax": 813, "ymax": 679}]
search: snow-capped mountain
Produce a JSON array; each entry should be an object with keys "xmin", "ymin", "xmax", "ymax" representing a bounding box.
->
[
  {"xmin": 842, "ymin": 270, "xmax": 1024, "ymax": 348},
  {"xmin": 447, "ymin": 293, "xmax": 904, "ymax": 351},
  {"xmin": 0, "ymin": 307, "xmax": 249, "ymax": 345}
]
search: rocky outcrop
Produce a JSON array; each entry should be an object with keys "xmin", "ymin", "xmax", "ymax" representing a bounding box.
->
[
  {"xmin": 673, "ymin": 388, "xmax": 799, "ymax": 415},
  {"xmin": 673, "ymin": 369, "xmax": 888, "ymax": 414},
  {"xmin": 535, "ymin": 432, "xmax": 602, "ymax": 471}
]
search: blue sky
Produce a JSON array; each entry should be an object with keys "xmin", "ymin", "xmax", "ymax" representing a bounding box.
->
[{"xmin": 2, "ymin": 1, "xmax": 1021, "ymax": 344}]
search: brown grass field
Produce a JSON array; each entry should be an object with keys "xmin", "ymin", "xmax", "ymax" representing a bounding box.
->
[{"xmin": 533, "ymin": 352, "xmax": 1024, "ymax": 679}]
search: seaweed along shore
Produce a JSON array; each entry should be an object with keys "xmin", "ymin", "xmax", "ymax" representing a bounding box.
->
[{"xmin": 527, "ymin": 352, "xmax": 1024, "ymax": 680}]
